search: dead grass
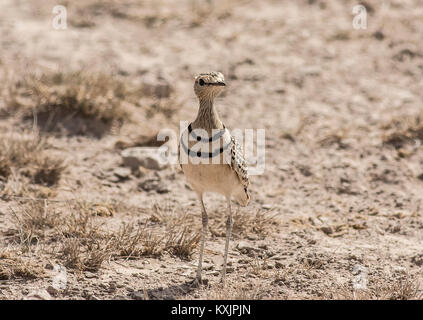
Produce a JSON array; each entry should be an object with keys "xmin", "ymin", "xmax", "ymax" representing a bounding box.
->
[
  {"xmin": 9, "ymin": 201, "xmax": 60, "ymax": 250},
  {"xmin": 60, "ymin": 237, "xmax": 113, "ymax": 272},
  {"xmin": 210, "ymin": 209, "xmax": 279, "ymax": 239},
  {"xmin": 6, "ymin": 200, "xmax": 201, "ymax": 273},
  {"xmin": 0, "ymin": 250, "xmax": 44, "ymax": 280},
  {"xmin": 328, "ymin": 274, "xmax": 422, "ymax": 300},
  {"xmin": 164, "ymin": 226, "xmax": 201, "ymax": 260},
  {"xmin": 111, "ymin": 223, "xmax": 163, "ymax": 259},
  {"xmin": 0, "ymin": 131, "xmax": 66, "ymax": 199},
  {"xmin": 111, "ymin": 222, "xmax": 200, "ymax": 260},
  {"xmin": 5, "ymin": 71, "xmax": 134, "ymax": 137},
  {"xmin": 205, "ymin": 281, "xmax": 266, "ymax": 300}
]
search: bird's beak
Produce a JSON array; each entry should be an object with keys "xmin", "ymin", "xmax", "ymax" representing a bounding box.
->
[{"xmin": 211, "ymin": 82, "xmax": 226, "ymax": 86}]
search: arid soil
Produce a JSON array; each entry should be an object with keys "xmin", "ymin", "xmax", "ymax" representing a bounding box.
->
[{"xmin": 0, "ymin": 0, "xmax": 422, "ymax": 300}]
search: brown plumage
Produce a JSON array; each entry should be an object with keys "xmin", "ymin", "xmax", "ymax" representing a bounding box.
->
[{"xmin": 178, "ymin": 71, "xmax": 250, "ymax": 286}]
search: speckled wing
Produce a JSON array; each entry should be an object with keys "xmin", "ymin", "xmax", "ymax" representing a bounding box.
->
[{"xmin": 229, "ymin": 135, "xmax": 250, "ymax": 191}]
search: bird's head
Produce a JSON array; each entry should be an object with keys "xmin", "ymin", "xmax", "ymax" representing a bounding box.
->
[{"xmin": 193, "ymin": 71, "xmax": 226, "ymax": 100}]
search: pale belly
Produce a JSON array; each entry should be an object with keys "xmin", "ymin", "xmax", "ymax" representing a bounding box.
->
[{"xmin": 181, "ymin": 163, "xmax": 239, "ymax": 197}]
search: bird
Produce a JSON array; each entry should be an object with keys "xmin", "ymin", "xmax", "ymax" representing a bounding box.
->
[{"xmin": 179, "ymin": 71, "xmax": 250, "ymax": 286}]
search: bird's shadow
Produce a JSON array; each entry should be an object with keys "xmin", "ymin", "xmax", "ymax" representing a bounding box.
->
[{"xmin": 145, "ymin": 279, "xmax": 200, "ymax": 300}]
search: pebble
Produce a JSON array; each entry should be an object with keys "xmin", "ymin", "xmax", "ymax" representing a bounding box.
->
[
  {"xmin": 24, "ymin": 289, "xmax": 52, "ymax": 300},
  {"xmin": 132, "ymin": 291, "xmax": 145, "ymax": 300},
  {"xmin": 113, "ymin": 167, "xmax": 131, "ymax": 180},
  {"xmin": 121, "ymin": 147, "xmax": 167, "ymax": 170},
  {"xmin": 46, "ymin": 285, "xmax": 59, "ymax": 296}
]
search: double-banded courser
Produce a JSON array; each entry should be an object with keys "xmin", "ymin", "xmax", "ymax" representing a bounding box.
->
[{"xmin": 179, "ymin": 72, "xmax": 250, "ymax": 286}]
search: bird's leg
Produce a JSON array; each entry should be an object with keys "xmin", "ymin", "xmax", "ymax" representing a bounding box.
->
[
  {"xmin": 196, "ymin": 193, "xmax": 208, "ymax": 284},
  {"xmin": 221, "ymin": 197, "xmax": 233, "ymax": 286}
]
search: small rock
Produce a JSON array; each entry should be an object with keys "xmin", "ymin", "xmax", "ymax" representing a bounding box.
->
[
  {"xmin": 107, "ymin": 175, "xmax": 120, "ymax": 183},
  {"xmin": 320, "ymin": 226, "xmax": 333, "ymax": 235},
  {"xmin": 236, "ymin": 241, "xmax": 258, "ymax": 254},
  {"xmin": 113, "ymin": 167, "xmax": 131, "ymax": 180},
  {"xmin": 258, "ymin": 244, "xmax": 268, "ymax": 250},
  {"xmin": 121, "ymin": 147, "xmax": 168, "ymax": 170},
  {"xmin": 298, "ymin": 165, "xmax": 312, "ymax": 177},
  {"xmin": 85, "ymin": 272, "xmax": 97, "ymax": 279},
  {"xmin": 411, "ymin": 254, "xmax": 423, "ymax": 266},
  {"xmin": 45, "ymin": 263, "xmax": 54, "ymax": 270},
  {"xmin": 47, "ymin": 285, "xmax": 59, "ymax": 296},
  {"xmin": 132, "ymin": 291, "xmax": 145, "ymax": 300},
  {"xmin": 138, "ymin": 178, "xmax": 169, "ymax": 194},
  {"xmin": 373, "ymin": 31, "xmax": 384, "ymax": 40},
  {"xmin": 226, "ymin": 267, "xmax": 234, "ymax": 273},
  {"xmin": 261, "ymin": 204, "xmax": 272, "ymax": 210},
  {"xmin": 109, "ymin": 282, "xmax": 117, "ymax": 293},
  {"xmin": 24, "ymin": 289, "xmax": 52, "ymax": 300},
  {"xmin": 203, "ymin": 263, "xmax": 214, "ymax": 271}
]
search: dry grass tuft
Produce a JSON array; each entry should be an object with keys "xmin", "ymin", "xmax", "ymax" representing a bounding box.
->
[
  {"xmin": 0, "ymin": 250, "xmax": 45, "ymax": 280},
  {"xmin": 111, "ymin": 223, "xmax": 163, "ymax": 259},
  {"xmin": 205, "ymin": 281, "xmax": 265, "ymax": 300},
  {"xmin": 210, "ymin": 209, "xmax": 279, "ymax": 239},
  {"xmin": 60, "ymin": 237, "xmax": 113, "ymax": 272},
  {"xmin": 7, "ymin": 199, "xmax": 201, "ymax": 273},
  {"xmin": 5, "ymin": 71, "xmax": 135, "ymax": 137},
  {"xmin": 328, "ymin": 274, "xmax": 422, "ymax": 300},
  {"xmin": 0, "ymin": 132, "xmax": 66, "ymax": 198},
  {"xmin": 164, "ymin": 226, "xmax": 201, "ymax": 260},
  {"xmin": 9, "ymin": 201, "xmax": 60, "ymax": 249},
  {"xmin": 111, "ymin": 222, "xmax": 200, "ymax": 260}
]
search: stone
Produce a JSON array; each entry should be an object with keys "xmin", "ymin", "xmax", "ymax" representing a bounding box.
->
[
  {"xmin": 320, "ymin": 226, "xmax": 333, "ymax": 235},
  {"xmin": 113, "ymin": 167, "xmax": 131, "ymax": 180},
  {"xmin": 138, "ymin": 178, "xmax": 169, "ymax": 194},
  {"xmin": 46, "ymin": 285, "xmax": 59, "ymax": 296},
  {"xmin": 121, "ymin": 147, "xmax": 167, "ymax": 170},
  {"xmin": 236, "ymin": 241, "xmax": 257, "ymax": 254},
  {"xmin": 24, "ymin": 289, "xmax": 52, "ymax": 300},
  {"xmin": 132, "ymin": 291, "xmax": 145, "ymax": 300}
]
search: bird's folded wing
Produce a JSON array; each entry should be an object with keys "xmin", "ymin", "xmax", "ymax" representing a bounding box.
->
[{"xmin": 229, "ymin": 135, "xmax": 249, "ymax": 189}]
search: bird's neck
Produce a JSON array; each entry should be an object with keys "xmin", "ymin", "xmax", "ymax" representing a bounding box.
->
[{"xmin": 193, "ymin": 98, "xmax": 224, "ymax": 131}]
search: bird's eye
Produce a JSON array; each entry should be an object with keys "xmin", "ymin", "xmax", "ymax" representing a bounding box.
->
[{"xmin": 199, "ymin": 79, "xmax": 205, "ymax": 86}]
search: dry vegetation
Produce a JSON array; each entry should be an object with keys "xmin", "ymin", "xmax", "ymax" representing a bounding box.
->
[
  {"xmin": 0, "ymin": 250, "xmax": 45, "ymax": 280},
  {"xmin": 0, "ymin": 131, "xmax": 66, "ymax": 199},
  {"xmin": 5, "ymin": 200, "xmax": 206, "ymax": 274},
  {"xmin": 3, "ymin": 72, "xmax": 138, "ymax": 137},
  {"xmin": 328, "ymin": 274, "xmax": 422, "ymax": 300}
]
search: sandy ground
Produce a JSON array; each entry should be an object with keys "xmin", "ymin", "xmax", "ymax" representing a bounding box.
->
[{"xmin": 0, "ymin": 0, "xmax": 423, "ymax": 299}]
